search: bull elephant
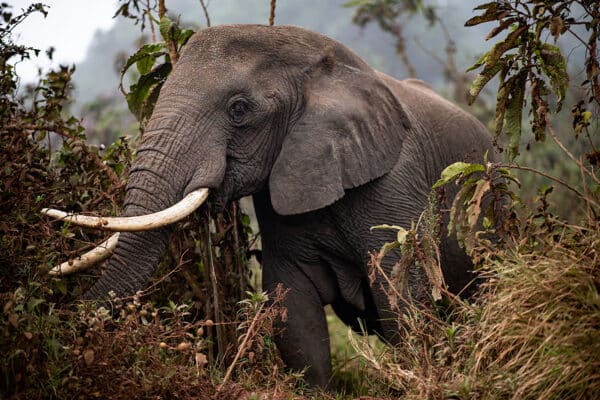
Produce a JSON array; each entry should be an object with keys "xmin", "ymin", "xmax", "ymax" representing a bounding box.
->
[{"xmin": 44, "ymin": 25, "xmax": 494, "ymax": 388}]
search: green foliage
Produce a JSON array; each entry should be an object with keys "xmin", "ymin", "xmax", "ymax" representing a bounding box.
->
[
  {"xmin": 0, "ymin": 4, "xmax": 129, "ymax": 296},
  {"xmin": 465, "ymin": 1, "xmax": 598, "ymax": 160},
  {"xmin": 363, "ymin": 5, "xmax": 600, "ymax": 397},
  {"xmin": 433, "ymin": 158, "xmax": 519, "ymax": 250},
  {"xmin": 120, "ymin": 16, "xmax": 193, "ymax": 127}
]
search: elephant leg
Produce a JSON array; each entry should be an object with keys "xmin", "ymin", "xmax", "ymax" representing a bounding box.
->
[{"xmin": 264, "ymin": 268, "xmax": 332, "ymax": 389}]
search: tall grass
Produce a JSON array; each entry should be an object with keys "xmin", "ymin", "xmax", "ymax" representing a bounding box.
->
[{"xmin": 356, "ymin": 225, "xmax": 600, "ymax": 399}]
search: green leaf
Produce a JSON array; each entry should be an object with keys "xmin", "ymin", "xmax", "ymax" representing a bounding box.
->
[
  {"xmin": 241, "ymin": 214, "xmax": 251, "ymax": 227},
  {"xmin": 379, "ymin": 241, "xmax": 401, "ymax": 258},
  {"xmin": 496, "ymin": 168, "xmax": 521, "ymax": 187},
  {"xmin": 396, "ymin": 227, "xmax": 409, "ymax": 245},
  {"xmin": 494, "ymin": 68, "xmax": 515, "ymax": 138},
  {"xmin": 503, "ymin": 71, "xmax": 527, "ymax": 159},
  {"xmin": 466, "ymin": 51, "xmax": 489, "ymax": 73},
  {"xmin": 343, "ymin": 0, "xmax": 373, "ymax": 8},
  {"xmin": 466, "ymin": 25, "xmax": 526, "ymax": 100},
  {"xmin": 538, "ymin": 185, "xmax": 554, "ymax": 196},
  {"xmin": 461, "ymin": 163, "xmax": 487, "ymax": 178},
  {"xmin": 140, "ymin": 77, "xmax": 165, "ymax": 124},
  {"xmin": 465, "ymin": 2, "xmax": 499, "ymax": 26},
  {"xmin": 177, "ymin": 29, "xmax": 194, "ymax": 47},
  {"xmin": 27, "ymin": 297, "xmax": 45, "ymax": 312},
  {"xmin": 53, "ymin": 279, "xmax": 67, "ymax": 295},
  {"xmin": 136, "ymin": 56, "xmax": 155, "ymax": 76},
  {"xmin": 159, "ymin": 16, "xmax": 175, "ymax": 42},
  {"xmin": 473, "ymin": 1, "xmax": 498, "ymax": 11},
  {"xmin": 121, "ymin": 43, "xmax": 165, "ymax": 75},
  {"xmin": 126, "ymin": 62, "xmax": 172, "ymax": 124},
  {"xmin": 536, "ymin": 43, "xmax": 568, "ymax": 111},
  {"xmin": 482, "ymin": 216, "xmax": 492, "ymax": 229},
  {"xmin": 370, "ymin": 224, "xmax": 409, "ymax": 244},
  {"xmin": 119, "ymin": 43, "xmax": 165, "ymax": 90},
  {"xmin": 485, "ymin": 18, "xmax": 518, "ymax": 41},
  {"xmin": 433, "ymin": 162, "xmax": 484, "ymax": 189},
  {"xmin": 469, "ymin": 59, "xmax": 505, "ymax": 104}
]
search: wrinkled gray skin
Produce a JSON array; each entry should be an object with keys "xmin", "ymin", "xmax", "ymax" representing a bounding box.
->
[{"xmin": 85, "ymin": 25, "xmax": 494, "ymax": 388}]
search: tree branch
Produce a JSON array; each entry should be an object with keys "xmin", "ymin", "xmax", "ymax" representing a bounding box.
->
[
  {"xmin": 199, "ymin": 0, "xmax": 211, "ymax": 27},
  {"xmin": 269, "ymin": 0, "xmax": 276, "ymax": 26}
]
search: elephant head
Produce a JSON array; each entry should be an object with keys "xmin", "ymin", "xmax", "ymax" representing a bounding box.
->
[{"xmin": 44, "ymin": 24, "xmax": 410, "ymax": 299}]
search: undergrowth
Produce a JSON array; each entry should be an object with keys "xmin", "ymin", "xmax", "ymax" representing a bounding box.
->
[
  {"xmin": 361, "ymin": 221, "xmax": 599, "ymax": 399},
  {"xmin": 1, "ymin": 287, "xmax": 301, "ymax": 399}
]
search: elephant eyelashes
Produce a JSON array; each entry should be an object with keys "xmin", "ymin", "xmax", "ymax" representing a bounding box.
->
[{"xmin": 228, "ymin": 98, "xmax": 251, "ymax": 125}]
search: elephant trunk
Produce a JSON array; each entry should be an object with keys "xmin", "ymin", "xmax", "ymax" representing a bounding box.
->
[
  {"xmin": 82, "ymin": 113, "xmax": 226, "ymax": 299},
  {"xmin": 83, "ymin": 164, "xmax": 179, "ymax": 299}
]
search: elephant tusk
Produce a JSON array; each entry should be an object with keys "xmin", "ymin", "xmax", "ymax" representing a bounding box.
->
[
  {"xmin": 42, "ymin": 188, "xmax": 209, "ymax": 232},
  {"xmin": 48, "ymin": 233, "xmax": 120, "ymax": 275}
]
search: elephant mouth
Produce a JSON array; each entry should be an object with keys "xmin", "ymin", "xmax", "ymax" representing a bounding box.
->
[{"xmin": 42, "ymin": 187, "xmax": 210, "ymax": 275}]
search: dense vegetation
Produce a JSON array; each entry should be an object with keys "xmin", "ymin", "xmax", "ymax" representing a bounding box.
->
[{"xmin": 1, "ymin": 0, "xmax": 598, "ymax": 399}]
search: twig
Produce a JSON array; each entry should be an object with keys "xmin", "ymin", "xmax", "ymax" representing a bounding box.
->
[
  {"xmin": 146, "ymin": 0, "xmax": 156, "ymax": 42},
  {"xmin": 231, "ymin": 202, "xmax": 245, "ymax": 299},
  {"xmin": 498, "ymin": 163, "xmax": 600, "ymax": 209},
  {"xmin": 132, "ymin": 250, "xmax": 190, "ymax": 301},
  {"xmin": 181, "ymin": 267, "xmax": 208, "ymax": 303},
  {"xmin": 579, "ymin": 155, "xmax": 594, "ymax": 223},
  {"xmin": 158, "ymin": 0, "xmax": 166, "ymax": 18},
  {"xmin": 218, "ymin": 302, "xmax": 265, "ymax": 390},
  {"xmin": 371, "ymin": 251, "xmax": 441, "ymax": 324},
  {"xmin": 14, "ymin": 123, "xmax": 121, "ymax": 185},
  {"xmin": 199, "ymin": 0, "xmax": 211, "ymax": 27},
  {"xmin": 269, "ymin": 0, "xmax": 276, "ymax": 26},
  {"xmin": 388, "ymin": 21, "xmax": 416, "ymax": 78},
  {"xmin": 158, "ymin": 0, "xmax": 179, "ymax": 65},
  {"xmin": 547, "ymin": 120, "xmax": 600, "ymax": 185},
  {"xmin": 206, "ymin": 218, "xmax": 225, "ymax": 359}
]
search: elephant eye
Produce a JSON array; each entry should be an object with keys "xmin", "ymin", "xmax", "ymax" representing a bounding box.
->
[{"xmin": 228, "ymin": 99, "xmax": 250, "ymax": 124}]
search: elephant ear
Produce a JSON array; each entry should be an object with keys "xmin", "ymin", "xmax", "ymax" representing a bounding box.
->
[{"xmin": 269, "ymin": 52, "xmax": 411, "ymax": 215}]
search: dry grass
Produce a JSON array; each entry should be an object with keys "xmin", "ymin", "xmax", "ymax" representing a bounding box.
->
[
  {"xmin": 468, "ymin": 236, "xmax": 600, "ymax": 399},
  {"xmin": 356, "ymin": 226, "xmax": 600, "ymax": 400}
]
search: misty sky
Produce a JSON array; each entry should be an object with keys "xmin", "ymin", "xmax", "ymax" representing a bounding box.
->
[
  {"xmin": 10, "ymin": 0, "xmax": 460, "ymax": 84},
  {"xmin": 11, "ymin": 0, "xmax": 117, "ymax": 82}
]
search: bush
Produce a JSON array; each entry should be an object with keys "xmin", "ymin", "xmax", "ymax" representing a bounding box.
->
[{"xmin": 0, "ymin": 4, "xmax": 274, "ymax": 398}]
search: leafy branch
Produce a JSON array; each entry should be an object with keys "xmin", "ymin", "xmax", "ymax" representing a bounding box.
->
[
  {"xmin": 118, "ymin": 12, "xmax": 194, "ymax": 128},
  {"xmin": 345, "ymin": 0, "xmax": 437, "ymax": 79},
  {"xmin": 433, "ymin": 155, "xmax": 519, "ymax": 250},
  {"xmin": 465, "ymin": 1, "xmax": 599, "ymax": 160}
]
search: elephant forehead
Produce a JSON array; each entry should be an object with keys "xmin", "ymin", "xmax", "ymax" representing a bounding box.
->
[
  {"xmin": 184, "ymin": 24, "xmax": 323, "ymax": 54},
  {"xmin": 161, "ymin": 57, "xmax": 253, "ymax": 103},
  {"xmin": 180, "ymin": 24, "xmax": 369, "ymax": 71}
]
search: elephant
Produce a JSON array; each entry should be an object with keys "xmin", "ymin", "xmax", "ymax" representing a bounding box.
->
[{"xmin": 44, "ymin": 25, "xmax": 495, "ymax": 388}]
